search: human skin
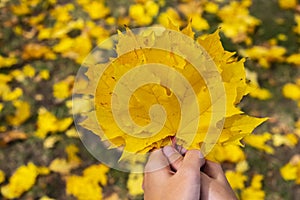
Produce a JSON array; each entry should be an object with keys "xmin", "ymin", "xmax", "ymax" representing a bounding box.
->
[
  {"xmin": 143, "ymin": 146, "xmax": 237, "ymax": 200},
  {"xmin": 143, "ymin": 147, "xmax": 204, "ymax": 200},
  {"xmin": 200, "ymin": 160, "xmax": 238, "ymax": 200}
]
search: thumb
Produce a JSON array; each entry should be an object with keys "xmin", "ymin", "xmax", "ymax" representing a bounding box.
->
[
  {"xmin": 181, "ymin": 150, "xmax": 205, "ymax": 173},
  {"xmin": 162, "ymin": 146, "xmax": 183, "ymax": 171}
]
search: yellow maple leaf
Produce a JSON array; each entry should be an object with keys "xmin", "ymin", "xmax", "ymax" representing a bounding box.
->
[
  {"xmin": 39, "ymin": 70, "xmax": 50, "ymax": 80},
  {"xmin": 50, "ymin": 3, "xmax": 74, "ymax": 23},
  {"xmin": 273, "ymin": 133, "xmax": 298, "ymax": 147},
  {"xmin": 280, "ymin": 154, "xmax": 300, "ymax": 184},
  {"xmin": 249, "ymin": 87, "xmax": 272, "ymax": 100},
  {"xmin": 36, "ymin": 166, "xmax": 50, "ymax": 175},
  {"xmin": 78, "ymin": 23, "xmax": 267, "ymax": 162},
  {"xmin": 177, "ymin": 0, "xmax": 209, "ymax": 31},
  {"xmin": 219, "ymin": 115, "xmax": 268, "ymax": 146},
  {"xmin": 53, "ymin": 35, "xmax": 92, "ymax": 63},
  {"xmin": 204, "ymin": 2, "xmax": 219, "ymax": 14},
  {"xmin": 35, "ymin": 107, "xmax": 73, "ymax": 138},
  {"xmin": 241, "ymin": 174, "xmax": 265, "ymax": 200},
  {"xmin": 82, "ymin": 1, "xmax": 110, "ymax": 20},
  {"xmin": 66, "ymin": 176, "xmax": 103, "ymax": 200},
  {"xmin": 53, "ymin": 75, "xmax": 75, "ymax": 100},
  {"xmin": 0, "ymin": 55, "xmax": 18, "ymax": 68},
  {"xmin": 22, "ymin": 64, "xmax": 36, "ymax": 78},
  {"xmin": 217, "ymin": 1, "xmax": 260, "ymax": 43},
  {"xmin": 49, "ymin": 144, "xmax": 82, "ymax": 174},
  {"xmin": 225, "ymin": 170, "xmax": 248, "ymax": 190},
  {"xmin": 10, "ymin": 3, "xmax": 30, "ymax": 15},
  {"xmin": 190, "ymin": 14, "xmax": 209, "ymax": 31},
  {"xmin": 22, "ymin": 43, "xmax": 56, "ymax": 60},
  {"xmin": 66, "ymin": 164, "xmax": 109, "ymax": 200},
  {"xmin": 287, "ymin": 53, "xmax": 300, "ymax": 65},
  {"xmin": 207, "ymin": 144, "xmax": 245, "ymax": 163},
  {"xmin": 0, "ymin": 73, "xmax": 12, "ymax": 82},
  {"xmin": 280, "ymin": 162, "xmax": 298, "ymax": 181},
  {"xmin": 245, "ymin": 69, "xmax": 272, "ymax": 100},
  {"xmin": 43, "ymin": 135, "xmax": 61, "ymax": 149},
  {"xmin": 240, "ymin": 45, "xmax": 286, "ymax": 68},
  {"xmin": 28, "ymin": 13, "xmax": 45, "ymax": 26},
  {"xmin": 9, "ymin": 69, "xmax": 25, "ymax": 82},
  {"xmin": 6, "ymin": 100, "xmax": 31, "ymax": 126},
  {"xmin": 1, "ymin": 162, "xmax": 48, "ymax": 199},
  {"xmin": 65, "ymin": 128, "xmax": 80, "ymax": 138},
  {"xmin": 129, "ymin": 1, "xmax": 159, "ymax": 26},
  {"xmin": 49, "ymin": 158, "xmax": 77, "ymax": 175},
  {"xmin": 83, "ymin": 164, "xmax": 109, "ymax": 185},
  {"xmin": 86, "ymin": 21, "xmax": 110, "ymax": 44},
  {"xmin": 243, "ymin": 132, "xmax": 274, "ymax": 154},
  {"xmin": 236, "ymin": 160, "xmax": 249, "ymax": 173},
  {"xmin": 282, "ymin": 83, "xmax": 300, "ymax": 100},
  {"xmin": 2, "ymin": 87, "xmax": 23, "ymax": 101},
  {"xmin": 65, "ymin": 144, "xmax": 82, "ymax": 165},
  {"xmin": 157, "ymin": 8, "xmax": 183, "ymax": 28}
]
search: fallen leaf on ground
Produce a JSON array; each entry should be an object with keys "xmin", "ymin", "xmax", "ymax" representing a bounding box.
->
[{"xmin": 0, "ymin": 130, "xmax": 27, "ymax": 146}]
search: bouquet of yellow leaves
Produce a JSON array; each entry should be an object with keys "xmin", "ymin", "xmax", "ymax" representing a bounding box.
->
[{"xmin": 73, "ymin": 21, "xmax": 266, "ymax": 171}]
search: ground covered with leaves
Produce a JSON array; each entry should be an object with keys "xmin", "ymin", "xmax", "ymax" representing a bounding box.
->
[{"xmin": 0, "ymin": 0, "xmax": 300, "ymax": 199}]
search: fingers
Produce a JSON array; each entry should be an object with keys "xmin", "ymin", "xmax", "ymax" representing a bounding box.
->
[
  {"xmin": 174, "ymin": 144, "xmax": 187, "ymax": 155},
  {"xmin": 200, "ymin": 171, "xmax": 212, "ymax": 194},
  {"xmin": 175, "ymin": 150, "xmax": 204, "ymax": 200},
  {"xmin": 144, "ymin": 149, "xmax": 170, "ymax": 173},
  {"xmin": 181, "ymin": 149, "xmax": 205, "ymax": 172},
  {"xmin": 200, "ymin": 171, "xmax": 214, "ymax": 189},
  {"xmin": 162, "ymin": 146, "xmax": 183, "ymax": 171},
  {"xmin": 143, "ymin": 149, "xmax": 171, "ymax": 192},
  {"xmin": 201, "ymin": 160, "xmax": 227, "ymax": 182},
  {"xmin": 162, "ymin": 146, "xmax": 205, "ymax": 173},
  {"xmin": 200, "ymin": 171, "xmax": 238, "ymax": 200}
]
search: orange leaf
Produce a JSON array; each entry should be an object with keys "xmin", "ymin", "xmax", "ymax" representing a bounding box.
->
[{"xmin": 0, "ymin": 130, "xmax": 27, "ymax": 146}]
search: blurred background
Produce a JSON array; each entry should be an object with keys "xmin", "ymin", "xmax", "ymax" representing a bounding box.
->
[{"xmin": 0, "ymin": 0, "xmax": 300, "ymax": 199}]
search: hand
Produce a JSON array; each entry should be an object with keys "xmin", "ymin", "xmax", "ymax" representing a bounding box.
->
[
  {"xmin": 200, "ymin": 160, "xmax": 237, "ymax": 200},
  {"xmin": 143, "ymin": 146, "xmax": 205, "ymax": 200},
  {"xmin": 143, "ymin": 146, "xmax": 238, "ymax": 200}
]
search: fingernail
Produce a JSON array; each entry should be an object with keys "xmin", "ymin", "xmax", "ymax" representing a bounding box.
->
[
  {"xmin": 199, "ymin": 151, "xmax": 204, "ymax": 159},
  {"xmin": 163, "ymin": 146, "xmax": 176, "ymax": 158},
  {"xmin": 190, "ymin": 149, "xmax": 204, "ymax": 159}
]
